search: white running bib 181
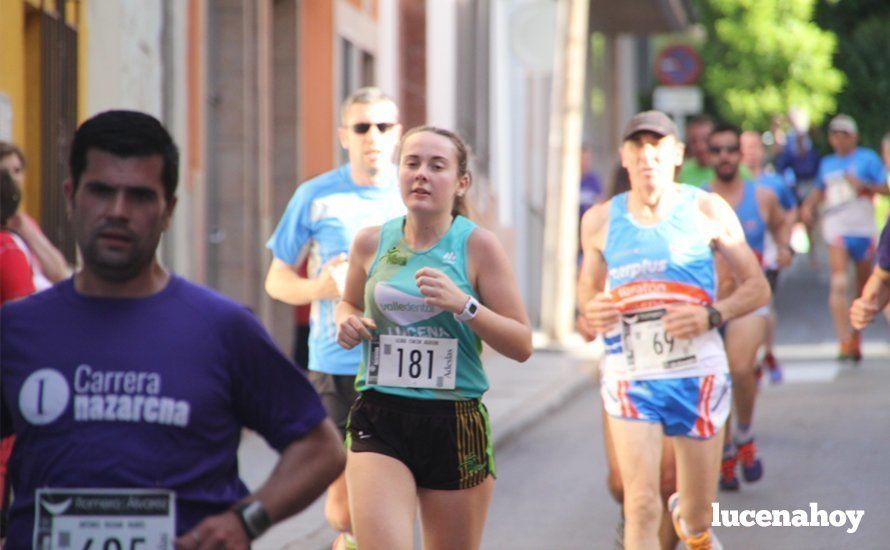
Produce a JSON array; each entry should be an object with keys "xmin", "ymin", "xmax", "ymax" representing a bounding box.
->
[{"xmin": 367, "ymin": 334, "xmax": 458, "ymax": 389}]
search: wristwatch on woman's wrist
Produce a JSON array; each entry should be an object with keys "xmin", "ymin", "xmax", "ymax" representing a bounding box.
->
[{"xmin": 454, "ymin": 295, "xmax": 480, "ymax": 322}]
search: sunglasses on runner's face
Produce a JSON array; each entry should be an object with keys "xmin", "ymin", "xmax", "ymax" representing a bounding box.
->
[
  {"xmin": 350, "ymin": 122, "xmax": 396, "ymax": 134},
  {"xmin": 708, "ymin": 145, "xmax": 740, "ymax": 154}
]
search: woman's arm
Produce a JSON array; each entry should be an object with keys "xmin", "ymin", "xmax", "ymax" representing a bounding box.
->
[
  {"xmin": 334, "ymin": 226, "xmax": 380, "ymax": 349},
  {"xmin": 465, "ymin": 228, "xmax": 532, "ymax": 361},
  {"xmin": 416, "ymin": 227, "xmax": 532, "ymax": 362}
]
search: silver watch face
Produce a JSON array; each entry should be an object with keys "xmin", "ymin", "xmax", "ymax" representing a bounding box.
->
[{"xmin": 243, "ymin": 501, "xmax": 271, "ymax": 535}]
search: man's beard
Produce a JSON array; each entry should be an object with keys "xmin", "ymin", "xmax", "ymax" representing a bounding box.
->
[
  {"xmin": 77, "ymin": 224, "xmax": 160, "ymax": 283},
  {"xmin": 715, "ymin": 163, "xmax": 738, "ymax": 183}
]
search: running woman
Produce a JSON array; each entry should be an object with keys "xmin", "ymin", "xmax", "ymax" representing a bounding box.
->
[
  {"xmin": 335, "ymin": 126, "xmax": 532, "ymax": 550},
  {"xmin": 582, "ymin": 111, "xmax": 770, "ymax": 550}
]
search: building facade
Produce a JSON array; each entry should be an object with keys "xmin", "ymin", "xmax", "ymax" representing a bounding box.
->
[{"xmin": 0, "ymin": 0, "xmax": 693, "ymax": 349}]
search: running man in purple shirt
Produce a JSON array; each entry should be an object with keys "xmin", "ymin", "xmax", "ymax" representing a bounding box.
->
[{"xmin": 0, "ymin": 111, "xmax": 344, "ymax": 550}]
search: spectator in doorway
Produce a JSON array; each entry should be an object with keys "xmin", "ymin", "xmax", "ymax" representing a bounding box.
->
[{"xmin": 0, "ymin": 141, "xmax": 70, "ymax": 290}]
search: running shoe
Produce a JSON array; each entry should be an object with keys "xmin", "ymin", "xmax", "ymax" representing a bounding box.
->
[
  {"xmin": 736, "ymin": 439, "xmax": 763, "ymax": 482},
  {"xmin": 837, "ymin": 338, "xmax": 862, "ymax": 362},
  {"xmin": 718, "ymin": 453, "xmax": 740, "ymax": 491},
  {"xmin": 668, "ymin": 493, "xmax": 724, "ymax": 550},
  {"xmin": 332, "ymin": 533, "xmax": 358, "ymax": 550},
  {"xmin": 761, "ymin": 351, "xmax": 783, "ymax": 384}
]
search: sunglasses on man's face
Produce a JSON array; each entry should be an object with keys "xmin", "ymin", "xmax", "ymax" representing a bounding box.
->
[
  {"xmin": 350, "ymin": 122, "xmax": 396, "ymax": 134},
  {"xmin": 708, "ymin": 145, "xmax": 740, "ymax": 155}
]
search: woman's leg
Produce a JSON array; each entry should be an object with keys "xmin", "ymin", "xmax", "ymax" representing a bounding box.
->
[
  {"xmin": 346, "ymin": 450, "xmax": 417, "ymax": 550},
  {"xmin": 417, "ymin": 475, "xmax": 495, "ymax": 550},
  {"xmin": 607, "ymin": 416, "xmax": 665, "ymax": 550}
]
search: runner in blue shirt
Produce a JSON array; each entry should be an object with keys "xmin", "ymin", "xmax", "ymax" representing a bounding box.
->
[
  {"xmin": 1, "ymin": 111, "xmax": 343, "ymax": 550},
  {"xmin": 707, "ymin": 124, "xmax": 791, "ymax": 493},
  {"xmin": 582, "ymin": 111, "xmax": 769, "ymax": 549},
  {"xmin": 741, "ymin": 130, "xmax": 798, "ymax": 384},
  {"xmin": 802, "ymin": 115, "xmax": 890, "ymax": 360},
  {"xmin": 264, "ymin": 87, "xmax": 405, "ymax": 550}
]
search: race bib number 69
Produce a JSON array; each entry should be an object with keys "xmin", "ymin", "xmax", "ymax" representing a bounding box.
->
[
  {"xmin": 622, "ymin": 308, "xmax": 697, "ymax": 372},
  {"xmin": 367, "ymin": 334, "xmax": 458, "ymax": 389}
]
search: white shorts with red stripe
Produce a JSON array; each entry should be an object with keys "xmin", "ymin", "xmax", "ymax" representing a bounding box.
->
[{"xmin": 601, "ymin": 373, "xmax": 731, "ymax": 439}]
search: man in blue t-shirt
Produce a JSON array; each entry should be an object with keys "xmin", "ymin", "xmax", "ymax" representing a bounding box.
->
[
  {"xmin": 0, "ymin": 111, "xmax": 344, "ymax": 549},
  {"xmin": 802, "ymin": 115, "xmax": 890, "ymax": 361},
  {"xmin": 264, "ymin": 87, "xmax": 405, "ymax": 550}
]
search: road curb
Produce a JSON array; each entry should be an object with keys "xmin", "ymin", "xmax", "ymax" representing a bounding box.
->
[{"xmin": 491, "ymin": 361, "xmax": 598, "ymax": 451}]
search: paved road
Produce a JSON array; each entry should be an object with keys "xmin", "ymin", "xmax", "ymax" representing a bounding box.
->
[
  {"xmin": 247, "ymin": 250, "xmax": 889, "ymax": 549},
  {"xmin": 482, "ymin": 253, "xmax": 890, "ymax": 549},
  {"xmin": 483, "ymin": 355, "xmax": 889, "ymax": 549}
]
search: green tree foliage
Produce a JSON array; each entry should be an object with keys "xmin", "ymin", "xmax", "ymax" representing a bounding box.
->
[
  {"xmin": 815, "ymin": 0, "xmax": 890, "ymax": 148},
  {"xmin": 694, "ymin": 0, "xmax": 844, "ymax": 129}
]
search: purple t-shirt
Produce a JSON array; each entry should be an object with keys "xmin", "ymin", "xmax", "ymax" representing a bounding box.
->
[
  {"xmin": 1, "ymin": 276, "xmax": 327, "ymax": 546},
  {"xmin": 879, "ymin": 221, "xmax": 890, "ymax": 271}
]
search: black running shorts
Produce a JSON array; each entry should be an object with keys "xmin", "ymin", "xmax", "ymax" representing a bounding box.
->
[{"xmin": 346, "ymin": 390, "xmax": 495, "ymax": 490}]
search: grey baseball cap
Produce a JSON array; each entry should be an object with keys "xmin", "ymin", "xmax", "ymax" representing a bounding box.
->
[
  {"xmin": 828, "ymin": 114, "xmax": 858, "ymax": 134},
  {"xmin": 622, "ymin": 110, "xmax": 679, "ymax": 141}
]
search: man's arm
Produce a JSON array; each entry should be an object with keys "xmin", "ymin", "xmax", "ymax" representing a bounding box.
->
[
  {"xmin": 6, "ymin": 213, "xmax": 70, "ymax": 282},
  {"xmin": 175, "ymin": 420, "xmax": 345, "ymax": 549},
  {"xmin": 850, "ymin": 266, "xmax": 890, "ymax": 330},
  {"xmin": 705, "ymin": 193, "xmax": 771, "ymax": 321},
  {"xmin": 577, "ymin": 203, "xmax": 619, "ymax": 335},
  {"xmin": 800, "ymin": 187, "xmax": 823, "ymax": 226},
  {"xmin": 264, "ymin": 256, "xmax": 342, "ymax": 305},
  {"xmin": 577, "ymin": 203, "xmax": 609, "ymax": 309},
  {"xmin": 761, "ymin": 187, "xmax": 793, "ymax": 268}
]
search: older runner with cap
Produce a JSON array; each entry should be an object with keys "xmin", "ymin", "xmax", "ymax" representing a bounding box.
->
[
  {"xmin": 581, "ymin": 110, "xmax": 769, "ymax": 549},
  {"xmin": 802, "ymin": 114, "xmax": 889, "ymax": 360}
]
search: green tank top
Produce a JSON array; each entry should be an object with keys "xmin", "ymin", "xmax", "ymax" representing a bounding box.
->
[{"xmin": 355, "ymin": 215, "xmax": 486, "ymax": 400}]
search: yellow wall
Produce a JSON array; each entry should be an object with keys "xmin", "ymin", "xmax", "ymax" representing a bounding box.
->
[
  {"xmin": 0, "ymin": 0, "xmax": 26, "ymax": 147},
  {"xmin": 78, "ymin": 0, "xmax": 88, "ymax": 123},
  {"xmin": 0, "ymin": 0, "xmax": 87, "ymax": 220},
  {"xmin": 24, "ymin": 8, "xmax": 42, "ymax": 219}
]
